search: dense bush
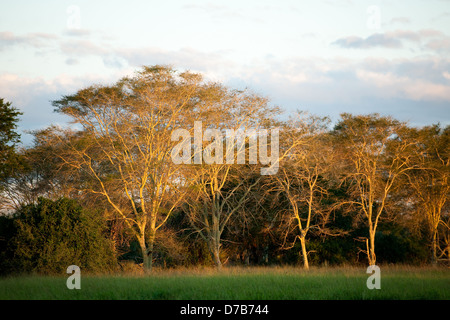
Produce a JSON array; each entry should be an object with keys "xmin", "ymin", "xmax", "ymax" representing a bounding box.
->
[{"xmin": 5, "ymin": 197, "xmax": 117, "ymax": 274}]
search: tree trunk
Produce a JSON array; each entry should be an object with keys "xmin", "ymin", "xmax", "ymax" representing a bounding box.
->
[
  {"xmin": 431, "ymin": 229, "xmax": 438, "ymax": 265},
  {"xmin": 213, "ymin": 247, "xmax": 222, "ymax": 269},
  {"xmin": 147, "ymin": 234, "xmax": 155, "ymax": 271},
  {"xmin": 208, "ymin": 240, "xmax": 222, "ymax": 269},
  {"xmin": 208, "ymin": 226, "xmax": 222, "ymax": 269},
  {"xmin": 447, "ymin": 242, "xmax": 450, "ymax": 264},
  {"xmin": 300, "ymin": 236, "xmax": 309, "ymax": 270},
  {"xmin": 367, "ymin": 228, "xmax": 376, "ymax": 266},
  {"xmin": 138, "ymin": 235, "xmax": 151, "ymax": 272},
  {"xmin": 209, "ymin": 211, "xmax": 222, "ymax": 269}
]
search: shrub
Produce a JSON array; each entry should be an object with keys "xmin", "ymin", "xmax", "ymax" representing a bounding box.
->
[{"xmin": 11, "ymin": 197, "xmax": 117, "ymax": 274}]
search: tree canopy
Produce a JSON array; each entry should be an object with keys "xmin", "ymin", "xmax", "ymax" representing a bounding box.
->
[{"xmin": 0, "ymin": 66, "xmax": 448, "ymax": 274}]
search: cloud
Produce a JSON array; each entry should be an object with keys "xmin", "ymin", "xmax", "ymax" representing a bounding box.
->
[
  {"xmin": 112, "ymin": 46, "xmax": 237, "ymax": 80},
  {"xmin": 431, "ymin": 12, "xmax": 450, "ymax": 22},
  {"xmin": 65, "ymin": 58, "xmax": 79, "ymax": 65},
  {"xmin": 0, "ymin": 30, "xmax": 112, "ymax": 62},
  {"xmin": 425, "ymin": 37, "xmax": 450, "ymax": 52},
  {"xmin": 63, "ymin": 28, "xmax": 92, "ymax": 37},
  {"xmin": 355, "ymin": 69, "xmax": 450, "ymax": 101},
  {"xmin": 0, "ymin": 31, "xmax": 231, "ymax": 73},
  {"xmin": 389, "ymin": 17, "xmax": 411, "ymax": 25},
  {"xmin": 182, "ymin": 3, "xmax": 264, "ymax": 23},
  {"xmin": 2, "ymin": 27, "xmax": 449, "ymax": 141},
  {"xmin": 333, "ymin": 34, "xmax": 402, "ymax": 49},
  {"xmin": 443, "ymin": 71, "xmax": 450, "ymax": 80},
  {"xmin": 228, "ymin": 55, "xmax": 450, "ymax": 127},
  {"xmin": 3, "ymin": 51, "xmax": 450, "ymax": 147},
  {"xmin": 322, "ymin": 0, "xmax": 354, "ymax": 7},
  {"xmin": 361, "ymin": 57, "xmax": 450, "ymax": 84},
  {"xmin": 0, "ymin": 31, "xmax": 58, "ymax": 51},
  {"xmin": 60, "ymin": 39, "xmax": 108, "ymax": 56},
  {"xmin": 0, "ymin": 73, "xmax": 74, "ymax": 144},
  {"xmin": 232, "ymin": 55, "xmax": 450, "ymax": 122},
  {"xmin": 332, "ymin": 29, "xmax": 450, "ymax": 52},
  {"xmin": 0, "ymin": 71, "xmax": 129, "ymax": 145}
]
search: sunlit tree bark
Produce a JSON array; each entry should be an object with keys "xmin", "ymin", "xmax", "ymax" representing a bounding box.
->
[
  {"xmin": 274, "ymin": 112, "xmax": 338, "ymax": 270},
  {"xmin": 47, "ymin": 66, "xmax": 209, "ymax": 271},
  {"xmin": 181, "ymin": 88, "xmax": 280, "ymax": 268},
  {"xmin": 406, "ymin": 125, "xmax": 449, "ymax": 264},
  {"xmin": 333, "ymin": 113, "xmax": 417, "ymax": 266}
]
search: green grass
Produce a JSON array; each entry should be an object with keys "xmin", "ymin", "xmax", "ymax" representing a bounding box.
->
[{"xmin": 1, "ymin": 266, "xmax": 449, "ymax": 300}]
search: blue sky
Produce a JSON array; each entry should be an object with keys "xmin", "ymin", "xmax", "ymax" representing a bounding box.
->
[{"xmin": 1, "ymin": 0, "xmax": 450, "ymax": 145}]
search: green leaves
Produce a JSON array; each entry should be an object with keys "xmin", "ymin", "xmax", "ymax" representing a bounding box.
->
[
  {"xmin": 0, "ymin": 98, "xmax": 22, "ymax": 148},
  {"xmin": 11, "ymin": 197, "xmax": 117, "ymax": 274},
  {"xmin": 0, "ymin": 98, "xmax": 23, "ymax": 188}
]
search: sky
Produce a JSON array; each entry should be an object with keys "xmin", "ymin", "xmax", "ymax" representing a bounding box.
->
[{"xmin": 1, "ymin": 0, "xmax": 450, "ymax": 146}]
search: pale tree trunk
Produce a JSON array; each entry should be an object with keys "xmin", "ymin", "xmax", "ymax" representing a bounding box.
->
[
  {"xmin": 138, "ymin": 234, "xmax": 151, "ymax": 272},
  {"xmin": 293, "ymin": 204, "xmax": 310, "ymax": 270},
  {"xmin": 211, "ymin": 245, "xmax": 222, "ymax": 269},
  {"xmin": 365, "ymin": 197, "xmax": 378, "ymax": 266},
  {"xmin": 431, "ymin": 229, "xmax": 438, "ymax": 265},
  {"xmin": 299, "ymin": 235, "xmax": 309, "ymax": 270},
  {"xmin": 209, "ymin": 215, "xmax": 222, "ymax": 269},
  {"xmin": 209, "ymin": 238, "xmax": 222, "ymax": 269},
  {"xmin": 137, "ymin": 224, "xmax": 157, "ymax": 273},
  {"xmin": 367, "ymin": 227, "xmax": 377, "ymax": 266},
  {"xmin": 300, "ymin": 187, "xmax": 314, "ymax": 270},
  {"xmin": 430, "ymin": 208, "xmax": 442, "ymax": 265},
  {"xmin": 147, "ymin": 229, "xmax": 156, "ymax": 271}
]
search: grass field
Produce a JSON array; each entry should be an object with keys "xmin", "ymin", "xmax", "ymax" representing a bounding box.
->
[{"xmin": 1, "ymin": 265, "xmax": 449, "ymax": 300}]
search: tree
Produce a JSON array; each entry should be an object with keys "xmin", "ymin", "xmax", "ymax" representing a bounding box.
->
[
  {"xmin": 333, "ymin": 113, "xmax": 416, "ymax": 266},
  {"xmin": 47, "ymin": 65, "xmax": 211, "ymax": 271},
  {"xmin": 0, "ymin": 98, "xmax": 23, "ymax": 199},
  {"xmin": 406, "ymin": 124, "xmax": 449, "ymax": 264},
  {"xmin": 185, "ymin": 166, "xmax": 262, "ymax": 268},
  {"xmin": 0, "ymin": 98, "xmax": 22, "ymax": 155},
  {"xmin": 273, "ymin": 113, "xmax": 340, "ymax": 269},
  {"xmin": 0, "ymin": 133, "xmax": 72, "ymax": 213},
  {"xmin": 181, "ymin": 89, "xmax": 280, "ymax": 268}
]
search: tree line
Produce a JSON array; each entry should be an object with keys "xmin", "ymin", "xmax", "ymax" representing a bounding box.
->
[{"xmin": 0, "ymin": 65, "xmax": 448, "ymax": 274}]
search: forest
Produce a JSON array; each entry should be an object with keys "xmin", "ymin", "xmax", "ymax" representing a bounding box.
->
[{"xmin": 0, "ymin": 65, "xmax": 449, "ymax": 275}]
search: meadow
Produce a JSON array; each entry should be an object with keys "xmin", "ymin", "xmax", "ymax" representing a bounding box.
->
[{"xmin": 0, "ymin": 265, "xmax": 449, "ymax": 300}]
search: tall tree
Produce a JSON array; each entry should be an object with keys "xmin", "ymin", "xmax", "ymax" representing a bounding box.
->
[
  {"xmin": 181, "ymin": 89, "xmax": 280, "ymax": 268},
  {"xmin": 0, "ymin": 98, "xmax": 22, "ymax": 187},
  {"xmin": 0, "ymin": 98, "xmax": 24, "ymax": 214},
  {"xmin": 273, "ymin": 113, "xmax": 339, "ymax": 269},
  {"xmin": 406, "ymin": 124, "xmax": 449, "ymax": 264},
  {"xmin": 333, "ymin": 113, "xmax": 416, "ymax": 266},
  {"xmin": 47, "ymin": 66, "xmax": 212, "ymax": 271},
  {"xmin": 0, "ymin": 132, "xmax": 72, "ymax": 213}
]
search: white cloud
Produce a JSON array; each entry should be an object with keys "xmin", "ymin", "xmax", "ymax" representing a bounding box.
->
[
  {"xmin": 0, "ymin": 31, "xmax": 59, "ymax": 51},
  {"xmin": 333, "ymin": 29, "xmax": 450, "ymax": 52},
  {"xmin": 443, "ymin": 71, "xmax": 450, "ymax": 80},
  {"xmin": 389, "ymin": 17, "xmax": 411, "ymax": 25},
  {"xmin": 356, "ymin": 69, "xmax": 450, "ymax": 101}
]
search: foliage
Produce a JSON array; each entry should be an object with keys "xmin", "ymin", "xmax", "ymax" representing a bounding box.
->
[
  {"xmin": 0, "ymin": 98, "xmax": 23, "ymax": 194},
  {"xmin": 9, "ymin": 197, "xmax": 117, "ymax": 274},
  {"xmin": 1, "ymin": 66, "xmax": 448, "ymax": 274}
]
